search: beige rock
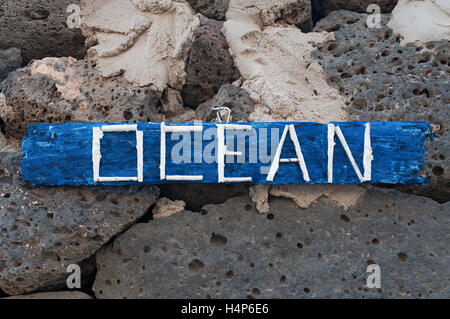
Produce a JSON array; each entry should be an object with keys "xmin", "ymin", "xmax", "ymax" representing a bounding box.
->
[
  {"xmin": 3, "ymin": 291, "xmax": 92, "ymax": 299},
  {"xmin": 81, "ymin": 0, "xmax": 200, "ymax": 91},
  {"xmin": 30, "ymin": 57, "xmax": 82, "ymax": 101},
  {"xmin": 0, "ymin": 134, "xmax": 21, "ymax": 153},
  {"xmin": 270, "ymin": 185, "xmax": 366, "ymax": 211},
  {"xmin": 132, "ymin": 0, "xmax": 174, "ymax": 13},
  {"xmin": 259, "ymin": 0, "xmax": 312, "ymax": 29},
  {"xmin": 223, "ymin": 0, "xmax": 348, "ymax": 123},
  {"xmin": 153, "ymin": 197, "xmax": 186, "ymax": 219},
  {"xmin": 160, "ymin": 88, "xmax": 197, "ymax": 122},
  {"xmin": 160, "ymin": 88, "xmax": 184, "ymax": 117},
  {"xmin": 249, "ymin": 185, "xmax": 270, "ymax": 213},
  {"xmin": 223, "ymin": 1, "xmax": 360, "ymax": 212},
  {"xmin": 388, "ymin": 0, "xmax": 450, "ymax": 45}
]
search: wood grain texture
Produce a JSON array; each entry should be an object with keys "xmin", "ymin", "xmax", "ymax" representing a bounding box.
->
[{"xmin": 21, "ymin": 122, "xmax": 431, "ymax": 186}]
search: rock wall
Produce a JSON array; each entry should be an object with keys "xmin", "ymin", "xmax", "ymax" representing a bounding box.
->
[
  {"xmin": 0, "ymin": 152, "xmax": 159, "ymax": 295},
  {"xmin": 81, "ymin": 0, "xmax": 200, "ymax": 91},
  {"xmin": 93, "ymin": 191, "xmax": 449, "ymax": 298},
  {"xmin": 223, "ymin": 0, "xmax": 337, "ymax": 123},
  {"xmin": 388, "ymin": 0, "xmax": 450, "ymax": 45},
  {"xmin": 0, "ymin": 0, "xmax": 86, "ymax": 64},
  {"xmin": 313, "ymin": 10, "xmax": 449, "ymax": 202},
  {"xmin": 0, "ymin": 0, "xmax": 448, "ymax": 299}
]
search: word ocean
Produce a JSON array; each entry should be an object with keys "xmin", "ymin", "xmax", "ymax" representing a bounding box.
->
[{"xmin": 21, "ymin": 122, "xmax": 430, "ymax": 186}]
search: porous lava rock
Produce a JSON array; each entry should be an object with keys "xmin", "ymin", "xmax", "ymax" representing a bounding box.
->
[
  {"xmin": 0, "ymin": 151, "xmax": 159, "ymax": 295},
  {"xmin": 182, "ymin": 16, "xmax": 240, "ymax": 108},
  {"xmin": 0, "ymin": 57, "xmax": 161, "ymax": 139},
  {"xmin": 93, "ymin": 190, "xmax": 449, "ymax": 298},
  {"xmin": 0, "ymin": 0, "xmax": 86, "ymax": 64},
  {"xmin": 313, "ymin": 10, "xmax": 449, "ymax": 202}
]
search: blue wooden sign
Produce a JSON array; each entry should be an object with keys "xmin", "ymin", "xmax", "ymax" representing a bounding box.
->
[{"xmin": 21, "ymin": 122, "xmax": 431, "ymax": 186}]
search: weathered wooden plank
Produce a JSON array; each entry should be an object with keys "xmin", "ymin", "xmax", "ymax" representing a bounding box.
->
[{"xmin": 21, "ymin": 122, "xmax": 431, "ymax": 186}]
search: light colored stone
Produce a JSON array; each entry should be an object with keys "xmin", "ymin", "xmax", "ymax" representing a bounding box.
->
[
  {"xmin": 81, "ymin": 0, "xmax": 200, "ymax": 91},
  {"xmin": 160, "ymin": 88, "xmax": 184, "ymax": 118},
  {"xmin": 313, "ymin": 10, "xmax": 449, "ymax": 203},
  {"xmin": 223, "ymin": 0, "xmax": 348, "ymax": 123},
  {"xmin": 0, "ymin": 94, "xmax": 20, "ymax": 152},
  {"xmin": 29, "ymin": 57, "xmax": 82, "ymax": 101},
  {"xmin": 388, "ymin": 0, "xmax": 450, "ymax": 45},
  {"xmin": 153, "ymin": 197, "xmax": 186, "ymax": 219},
  {"xmin": 1, "ymin": 57, "xmax": 161, "ymax": 139},
  {"xmin": 259, "ymin": 0, "xmax": 312, "ymax": 30},
  {"xmin": 0, "ymin": 152, "xmax": 159, "ymax": 295},
  {"xmin": 92, "ymin": 190, "xmax": 450, "ymax": 298},
  {"xmin": 270, "ymin": 185, "xmax": 366, "ymax": 211},
  {"xmin": 249, "ymin": 185, "xmax": 270, "ymax": 214}
]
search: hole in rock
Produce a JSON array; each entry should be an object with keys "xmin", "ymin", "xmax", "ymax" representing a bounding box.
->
[
  {"xmin": 210, "ymin": 233, "xmax": 228, "ymax": 247},
  {"xmin": 188, "ymin": 259, "xmax": 205, "ymax": 272},
  {"xmin": 397, "ymin": 252, "xmax": 409, "ymax": 262}
]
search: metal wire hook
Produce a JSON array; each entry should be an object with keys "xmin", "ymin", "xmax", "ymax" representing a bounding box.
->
[{"xmin": 211, "ymin": 106, "xmax": 232, "ymax": 123}]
